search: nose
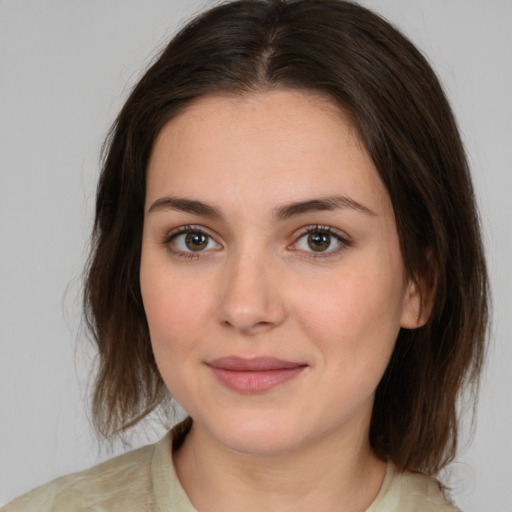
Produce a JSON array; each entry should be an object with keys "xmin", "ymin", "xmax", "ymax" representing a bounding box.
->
[{"xmin": 217, "ymin": 250, "xmax": 287, "ymax": 334}]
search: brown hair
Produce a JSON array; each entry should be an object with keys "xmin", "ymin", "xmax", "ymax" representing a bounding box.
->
[{"xmin": 84, "ymin": 0, "xmax": 488, "ymax": 474}]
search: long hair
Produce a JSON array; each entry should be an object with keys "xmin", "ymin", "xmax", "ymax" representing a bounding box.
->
[{"xmin": 84, "ymin": 0, "xmax": 488, "ymax": 474}]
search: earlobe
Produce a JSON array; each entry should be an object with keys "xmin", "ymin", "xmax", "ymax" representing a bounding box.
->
[{"xmin": 400, "ymin": 279, "xmax": 433, "ymax": 329}]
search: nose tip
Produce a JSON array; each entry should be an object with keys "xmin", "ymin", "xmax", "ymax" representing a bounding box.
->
[
  {"xmin": 217, "ymin": 256, "xmax": 287, "ymax": 334},
  {"xmin": 220, "ymin": 311, "xmax": 277, "ymax": 334}
]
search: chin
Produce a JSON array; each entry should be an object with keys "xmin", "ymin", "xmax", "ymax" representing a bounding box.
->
[{"xmin": 198, "ymin": 408, "xmax": 315, "ymax": 456}]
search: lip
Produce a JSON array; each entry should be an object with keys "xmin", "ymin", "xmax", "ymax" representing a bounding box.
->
[{"xmin": 206, "ymin": 356, "xmax": 307, "ymax": 393}]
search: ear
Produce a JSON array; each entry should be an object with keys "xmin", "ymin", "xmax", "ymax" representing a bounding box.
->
[{"xmin": 400, "ymin": 277, "xmax": 435, "ymax": 329}]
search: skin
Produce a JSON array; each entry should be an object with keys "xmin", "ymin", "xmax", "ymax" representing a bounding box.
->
[{"xmin": 140, "ymin": 89, "xmax": 426, "ymax": 512}]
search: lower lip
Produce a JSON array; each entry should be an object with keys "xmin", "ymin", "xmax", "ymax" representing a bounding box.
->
[{"xmin": 208, "ymin": 366, "xmax": 306, "ymax": 393}]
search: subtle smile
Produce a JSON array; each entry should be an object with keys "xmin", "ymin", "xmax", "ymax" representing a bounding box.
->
[{"xmin": 206, "ymin": 356, "xmax": 308, "ymax": 393}]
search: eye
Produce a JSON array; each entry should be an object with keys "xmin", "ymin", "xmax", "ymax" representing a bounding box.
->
[
  {"xmin": 292, "ymin": 226, "xmax": 350, "ymax": 255},
  {"xmin": 165, "ymin": 226, "xmax": 221, "ymax": 255}
]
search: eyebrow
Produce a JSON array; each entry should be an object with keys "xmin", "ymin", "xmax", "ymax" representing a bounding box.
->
[
  {"xmin": 273, "ymin": 195, "xmax": 376, "ymax": 219},
  {"xmin": 148, "ymin": 196, "xmax": 223, "ymax": 218},
  {"xmin": 147, "ymin": 194, "xmax": 375, "ymax": 219}
]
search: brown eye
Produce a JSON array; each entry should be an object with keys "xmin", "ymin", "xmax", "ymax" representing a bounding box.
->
[
  {"xmin": 185, "ymin": 232, "xmax": 208, "ymax": 251},
  {"xmin": 292, "ymin": 226, "xmax": 349, "ymax": 257},
  {"xmin": 167, "ymin": 227, "xmax": 221, "ymax": 254},
  {"xmin": 307, "ymin": 232, "xmax": 332, "ymax": 252}
]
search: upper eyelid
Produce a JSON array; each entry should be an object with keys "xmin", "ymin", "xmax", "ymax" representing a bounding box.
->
[
  {"xmin": 163, "ymin": 226, "xmax": 222, "ymax": 256},
  {"xmin": 290, "ymin": 225, "xmax": 352, "ymax": 255},
  {"xmin": 294, "ymin": 224, "xmax": 350, "ymax": 240},
  {"xmin": 161, "ymin": 224, "xmax": 351, "ymax": 250},
  {"xmin": 164, "ymin": 224, "xmax": 217, "ymax": 242}
]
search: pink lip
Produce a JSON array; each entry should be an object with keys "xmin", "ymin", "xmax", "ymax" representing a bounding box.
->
[{"xmin": 206, "ymin": 356, "xmax": 307, "ymax": 393}]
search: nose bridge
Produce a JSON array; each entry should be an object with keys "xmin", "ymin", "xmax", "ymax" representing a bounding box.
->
[{"xmin": 217, "ymin": 242, "xmax": 285, "ymax": 332}]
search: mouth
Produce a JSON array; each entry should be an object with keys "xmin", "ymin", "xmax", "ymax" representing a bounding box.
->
[{"xmin": 206, "ymin": 356, "xmax": 307, "ymax": 393}]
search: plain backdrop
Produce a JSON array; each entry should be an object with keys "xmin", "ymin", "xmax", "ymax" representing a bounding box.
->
[{"xmin": 1, "ymin": 1, "xmax": 511, "ymax": 510}]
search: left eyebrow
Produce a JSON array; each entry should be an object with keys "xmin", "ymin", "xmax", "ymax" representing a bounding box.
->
[{"xmin": 273, "ymin": 195, "xmax": 376, "ymax": 220}]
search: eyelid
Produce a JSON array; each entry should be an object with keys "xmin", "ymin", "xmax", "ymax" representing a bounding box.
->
[
  {"xmin": 161, "ymin": 223, "xmax": 351, "ymax": 259},
  {"xmin": 163, "ymin": 224, "xmax": 212, "ymax": 243},
  {"xmin": 289, "ymin": 225, "xmax": 352, "ymax": 257},
  {"xmin": 163, "ymin": 224, "xmax": 222, "ymax": 257}
]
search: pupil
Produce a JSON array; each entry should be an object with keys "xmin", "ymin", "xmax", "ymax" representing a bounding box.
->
[
  {"xmin": 308, "ymin": 232, "xmax": 330, "ymax": 251},
  {"xmin": 185, "ymin": 232, "xmax": 208, "ymax": 251}
]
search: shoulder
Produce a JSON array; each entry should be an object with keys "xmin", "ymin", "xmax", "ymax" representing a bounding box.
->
[
  {"xmin": 368, "ymin": 465, "xmax": 461, "ymax": 512},
  {"xmin": 2, "ymin": 437, "xmax": 164, "ymax": 512},
  {"xmin": 398, "ymin": 471, "xmax": 460, "ymax": 511}
]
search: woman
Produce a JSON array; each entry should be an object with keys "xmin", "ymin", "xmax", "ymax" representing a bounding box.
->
[{"xmin": 4, "ymin": 0, "xmax": 488, "ymax": 510}]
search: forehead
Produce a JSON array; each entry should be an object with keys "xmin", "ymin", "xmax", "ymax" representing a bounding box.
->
[
  {"xmin": 154, "ymin": 89, "xmax": 359, "ymax": 147},
  {"xmin": 146, "ymin": 89, "xmax": 390, "ymax": 216}
]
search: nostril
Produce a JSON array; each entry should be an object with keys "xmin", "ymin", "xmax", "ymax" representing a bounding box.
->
[{"xmin": 220, "ymin": 317, "xmax": 272, "ymax": 332}]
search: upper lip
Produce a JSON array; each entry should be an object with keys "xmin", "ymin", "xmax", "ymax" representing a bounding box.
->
[{"xmin": 207, "ymin": 356, "xmax": 306, "ymax": 371}]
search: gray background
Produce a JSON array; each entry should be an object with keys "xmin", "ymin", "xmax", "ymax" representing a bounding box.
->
[{"xmin": 1, "ymin": 1, "xmax": 511, "ymax": 510}]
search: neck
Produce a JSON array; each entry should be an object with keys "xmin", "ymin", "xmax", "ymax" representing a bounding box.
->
[{"xmin": 173, "ymin": 418, "xmax": 387, "ymax": 512}]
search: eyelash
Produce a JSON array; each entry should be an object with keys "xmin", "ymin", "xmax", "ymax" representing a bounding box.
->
[
  {"xmin": 162, "ymin": 224, "xmax": 352, "ymax": 260},
  {"xmin": 163, "ymin": 225, "xmax": 219, "ymax": 260},
  {"xmin": 291, "ymin": 225, "xmax": 352, "ymax": 259}
]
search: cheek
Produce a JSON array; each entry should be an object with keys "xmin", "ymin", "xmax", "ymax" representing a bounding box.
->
[
  {"xmin": 294, "ymin": 266, "xmax": 404, "ymax": 376},
  {"xmin": 140, "ymin": 260, "xmax": 215, "ymax": 375},
  {"xmin": 141, "ymin": 275, "xmax": 207, "ymax": 406}
]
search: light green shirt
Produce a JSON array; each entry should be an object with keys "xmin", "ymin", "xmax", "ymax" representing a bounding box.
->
[{"xmin": 3, "ymin": 419, "xmax": 460, "ymax": 511}]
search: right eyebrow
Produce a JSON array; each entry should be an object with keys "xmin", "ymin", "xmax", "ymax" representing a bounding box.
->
[{"xmin": 147, "ymin": 196, "xmax": 223, "ymax": 219}]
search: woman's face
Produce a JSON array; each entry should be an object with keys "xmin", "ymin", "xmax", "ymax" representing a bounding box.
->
[{"xmin": 140, "ymin": 89, "xmax": 422, "ymax": 455}]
